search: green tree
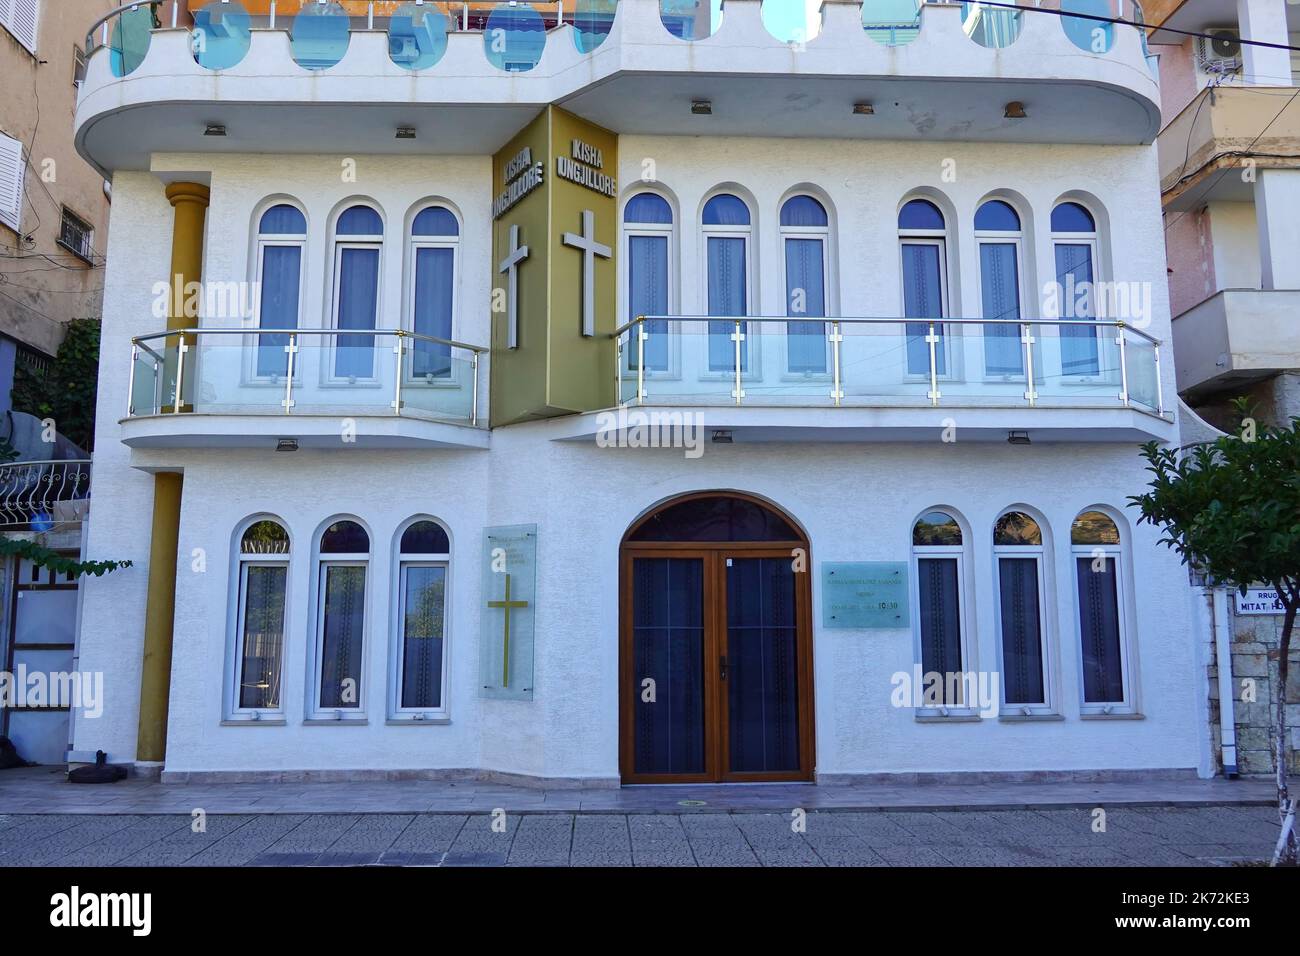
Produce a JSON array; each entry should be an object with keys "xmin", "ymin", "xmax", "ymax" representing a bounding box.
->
[
  {"xmin": 11, "ymin": 318, "xmax": 102, "ymax": 452},
  {"xmin": 1129, "ymin": 402, "xmax": 1299, "ymax": 866}
]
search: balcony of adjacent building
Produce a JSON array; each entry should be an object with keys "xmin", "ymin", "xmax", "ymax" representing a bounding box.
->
[
  {"xmin": 75, "ymin": 0, "xmax": 1164, "ymax": 174},
  {"xmin": 121, "ymin": 328, "xmax": 490, "ymax": 449},
  {"xmin": 547, "ymin": 314, "xmax": 1176, "ymax": 442}
]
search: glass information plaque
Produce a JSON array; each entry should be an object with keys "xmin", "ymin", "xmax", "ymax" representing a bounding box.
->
[
  {"xmin": 480, "ymin": 524, "xmax": 538, "ymax": 700},
  {"xmin": 821, "ymin": 562, "xmax": 908, "ymax": 628}
]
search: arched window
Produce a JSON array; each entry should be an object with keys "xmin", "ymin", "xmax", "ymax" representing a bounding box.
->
[
  {"xmin": 1051, "ymin": 201, "xmax": 1102, "ymax": 378},
  {"xmin": 993, "ymin": 511, "xmax": 1050, "ymax": 712},
  {"xmin": 911, "ymin": 510, "xmax": 968, "ymax": 708},
  {"xmin": 230, "ymin": 518, "xmax": 290, "ymax": 717},
  {"xmin": 253, "ymin": 203, "xmax": 306, "ymax": 380},
  {"xmin": 623, "ymin": 193, "xmax": 674, "ymax": 374},
  {"xmin": 975, "ymin": 199, "xmax": 1025, "ymax": 379},
  {"xmin": 1070, "ymin": 510, "xmax": 1131, "ymax": 712},
  {"xmin": 407, "ymin": 205, "xmax": 459, "ymax": 381},
  {"xmin": 898, "ymin": 198, "xmax": 949, "ymax": 379},
  {"xmin": 391, "ymin": 519, "xmax": 451, "ymax": 717},
  {"xmin": 331, "ymin": 204, "xmax": 384, "ymax": 381},
  {"xmin": 313, "ymin": 519, "xmax": 370, "ymax": 716},
  {"xmin": 781, "ymin": 195, "xmax": 830, "ymax": 375},
  {"xmin": 702, "ymin": 193, "xmax": 753, "ymax": 374}
]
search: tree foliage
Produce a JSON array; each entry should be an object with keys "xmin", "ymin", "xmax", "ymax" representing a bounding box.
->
[
  {"xmin": 0, "ymin": 536, "xmax": 131, "ymax": 578},
  {"xmin": 10, "ymin": 318, "xmax": 102, "ymax": 452}
]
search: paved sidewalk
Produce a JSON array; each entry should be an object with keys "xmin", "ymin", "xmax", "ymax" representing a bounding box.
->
[
  {"xmin": 0, "ymin": 805, "xmax": 1281, "ymax": 866},
  {"xmin": 0, "ymin": 766, "xmax": 1276, "ymax": 815}
]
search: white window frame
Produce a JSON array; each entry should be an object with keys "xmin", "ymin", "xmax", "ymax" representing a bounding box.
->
[
  {"xmin": 247, "ymin": 210, "xmax": 308, "ymax": 386},
  {"xmin": 328, "ymin": 234, "xmax": 384, "ymax": 385},
  {"xmin": 909, "ymin": 516, "xmax": 976, "ymax": 719},
  {"xmin": 388, "ymin": 520, "xmax": 452, "ymax": 722},
  {"xmin": 1070, "ymin": 526, "xmax": 1136, "ymax": 717},
  {"xmin": 701, "ymin": 195, "xmax": 757, "ymax": 380},
  {"xmin": 308, "ymin": 523, "xmax": 371, "ymax": 722},
  {"xmin": 225, "ymin": 530, "xmax": 291, "ymax": 722},
  {"xmin": 779, "ymin": 205, "xmax": 832, "ymax": 380},
  {"xmin": 974, "ymin": 215, "xmax": 1026, "ymax": 383},
  {"xmin": 0, "ymin": 130, "xmax": 24, "ymax": 235},
  {"xmin": 620, "ymin": 194, "xmax": 679, "ymax": 381},
  {"xmin": 992, "ymin": 518, "xmax": 1054, "ymax": 717},
  {"xmin": 897, "ymin": 231, "xmax": 954, "ymax": 382},
  {"xmin": 404, "ymin": 207, "xmax": 461, "ymax": 387},
  {"xmin": 1050, "ymin": 210, "xmax": 1107, "ymax": 384}
]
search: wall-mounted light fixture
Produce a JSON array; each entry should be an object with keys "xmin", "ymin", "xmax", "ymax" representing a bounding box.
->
[
  {"xmin": 691, "ymin": 99, "xmax": 712, "ymax": 115},
  {"xmin": 276, "ymin": 438, "xmax": 299, "ymax": 452},
  {"xmin": 1003, "ymin": 101, "xmax": 1027, "ymax": 119},
  {"xmin": 203, "ymin": 124, "xmax": 227, "ymax": 137},
  {"xmin": 852, "ymin": 102, "xmax": 874, "ymax": 115}
]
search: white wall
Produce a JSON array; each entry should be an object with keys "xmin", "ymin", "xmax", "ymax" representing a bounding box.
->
[{"xmin": 1209, "ymin": 201, "xmax": 1262, "ymax": 292}]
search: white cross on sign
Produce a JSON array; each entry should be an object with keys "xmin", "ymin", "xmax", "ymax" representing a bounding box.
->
[
  {"xmin": 562, "ymin": 209, "xmax": 612, "ymax": 337},
  {"xmin": 497, "ymin": 223, "xmax": 529, "ymax": 349}
]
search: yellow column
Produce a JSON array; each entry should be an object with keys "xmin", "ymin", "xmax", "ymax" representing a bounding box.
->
[{"xmin": 136, "ymin": 182, "xmax": 208, "ymax": 766}]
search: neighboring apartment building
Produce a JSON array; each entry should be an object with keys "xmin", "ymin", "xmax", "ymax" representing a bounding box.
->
[
  {"xmin": 67, "ymin": 0, "xmax": 1217, "ymax": 785},
  {"xmin": 0, "ymin": 0, "xmax": 114, "ymax": 425},
  {"xmin": 1149, "ymin": 0, "xmax": 1299, "ymax": 778}
]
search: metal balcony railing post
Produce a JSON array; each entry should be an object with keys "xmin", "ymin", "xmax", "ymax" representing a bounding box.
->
[
  {"xmin": 171, "ymin": 1, "xmax": 179, "ymax": 28},
  {"xmin": 636, "ymin": 317, "xmax": 646, "ymax": 404},
  {"xmin": 1021, "ymin": 322, "xmax": 1037, "ymax": 406},
  {"xmin": 127, "ymin": 343, "xmax": 139, "ymax": 416},
  {"xmin": 1116, "ymin": 325, "xmax": 1131, "ymax": 408},
  {"xmin": 269, "ymin": 0, "xmax": 277, "ymax": 29},
  {"xmin": 173, "ymin": 335, "xmax": 188, "ymax": 414},
  {"xmin": 471, "ymin": 350, "xmax": 480, "ymax": 427},
  {"xmin": 392, "ymin": 333, "xmax": 405, "ymax": 415},
  {"xmin": 830, "ymin": 320, "xmax": 842, "ymax": 406},
  {"xmin": 283, "ymin": 333, "xmax": 297, "ymax": 413},
  {"xmin": 926, "ymin": 321, "xmax": 940, "ymax": 406},
  {"xmin": 367, "ymin": 2, "xmax": 375, "ymax": 30},
  {"xmin": 733, "ymin": 319, "xmax": 744, "ymax": 405},
  {"xmin": 1154, "ymin": 342, "xmax": 1165, "ymax": 416}
]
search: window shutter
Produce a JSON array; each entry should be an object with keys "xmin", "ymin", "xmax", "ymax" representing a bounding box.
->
[
  {"xmin": 6, "ymin": 0, "xmax": 39, "ymax": 54},
  {"xmin": 0, "ymin": 132, "xmax": 24, "ymax": 234}
]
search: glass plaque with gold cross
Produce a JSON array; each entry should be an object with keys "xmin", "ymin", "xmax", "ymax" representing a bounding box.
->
[{"xmin": 479, "ymin": 524, "xmax": 538, "ymax": 700}]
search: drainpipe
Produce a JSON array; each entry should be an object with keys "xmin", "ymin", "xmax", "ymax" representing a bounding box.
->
[{"xmin": 1211, "ymin": 586, "xmax": 1239, "ymax": 778}]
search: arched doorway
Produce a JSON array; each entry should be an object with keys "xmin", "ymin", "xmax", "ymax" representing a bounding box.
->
[{"xmin": 619, "ymin": 492, "xmax": 815, "ymax": 783}]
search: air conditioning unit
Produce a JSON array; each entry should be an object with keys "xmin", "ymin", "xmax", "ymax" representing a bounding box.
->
[{"xmin": 1194, "ymin": 28, "xmax": 1243, "ymax": 75}]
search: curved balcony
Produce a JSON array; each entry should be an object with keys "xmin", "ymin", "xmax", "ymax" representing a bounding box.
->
[
  {"xmin": 121, "ymin": 328, "xmax": 489, "ymax": 449},
  {"xmin": 75, "ymin": 0, "xmax": 1163, "ymax": 172}
]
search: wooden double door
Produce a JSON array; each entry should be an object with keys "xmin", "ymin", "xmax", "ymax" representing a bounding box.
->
[{"xmin": 619, "ymin": 495, "xmax": 814, "ymax": 783}]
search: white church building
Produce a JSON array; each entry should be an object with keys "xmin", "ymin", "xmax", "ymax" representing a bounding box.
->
[{"xmin": 66, "ymin": 0, "xmax": 1213, "ymax": 785}]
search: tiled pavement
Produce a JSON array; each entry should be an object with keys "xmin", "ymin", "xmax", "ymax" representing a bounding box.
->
[{"xmin": 0, "ymin": 805, "xmax": 1284, "ymax": 867}]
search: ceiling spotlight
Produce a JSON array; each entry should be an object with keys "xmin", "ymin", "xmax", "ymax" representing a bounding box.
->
[
  {"xmin": 711, "ymin": 429, "xmax": 733, "ymax": 444},
  {"xmin": 1003, "ymin": 101, "xmax": 1027, "ymax": 119},
  {"xmin": 203, "ymin": 124, "xmax": 227, "ymax": 137},
  {"xmin": 852, "ymin": 102, "xmax": 874, "ymax": 115},
  {"xmin": 1007, "ymin": 431, "xmax": 1031, "ymax": 446},
  {"xmin": 276, "ymin": 438, "xmax": 299, "ymax": 452},
  {"xmin": 691, "ymin": 99, "xmax": 712, "ymax": 115},
  {"xmin": 396, "ymin": 126, "xmax": 417, "ymax": 140}
]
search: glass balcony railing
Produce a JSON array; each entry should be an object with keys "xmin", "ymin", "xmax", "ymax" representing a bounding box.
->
[
  {"xmin": 614, "ymin": 316, "xmax": 1165, "ymax": 415},
  {"xmin": 128, "ymin": 328, "xmax": 486, "ymax": 426}
]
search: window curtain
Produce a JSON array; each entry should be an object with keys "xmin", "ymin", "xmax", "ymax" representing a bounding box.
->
[
  {"xmin": 401, "ymin": 566, "xmax": 446, "ymax": 709},
  {"xmin": 256, "ymin": 246, "xmax": 301, "ymax": 377},
  {"xmin": 980, "ymin": 242, "xmax": 1023, "ymax": 376},
  {"xmin": 902, "ymin": 243, "xmax": 946, "ymax": 376},
  {"xmin": 784, "ymin": 237, "xmax": 827, "ymax": 374},
  {"xmin": 632, "ymin": 557, "xmax": 706, "ymax": 775},
  {"xmin": 998, "ymin": 557, "xmax": 1045, "ymax": 705},
  {"xmin": 1056, "ymin": 243, "xmax": 1099, "ymax": 375},
  {"xmin": 917, "ymin": 557, "xmax": 962, "ymax": 702},
  {"xmin": 319, "ymin": 565, "xmax": 366, "ymax": 709},
  {"xmin": 1076, "ymin": 556, "xmax": 1124, "ymax": 703},
  {"xmin": 411, "ymin": 246, "xmax": 454, "ymax": 377},
  {"xmin": 238, "ymin": 565, "xmax": 287, "ymax": 710},
  {"xmin": 335, "ymin": 247, "xmax": 380, "ymax": 378},
  {"xmin": 707, "ymin": 236, "xmax": 748, "ymax": 372},
  {"xmin": 627, "ymin": 234, "xmax": 669, "ymax": 372}
]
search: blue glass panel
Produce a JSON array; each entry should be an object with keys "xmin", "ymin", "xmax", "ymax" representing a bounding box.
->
[
  {"xmin": 401, "ymin": 520, "xmax": 450, "ymax": 554},
  {"xmin": 702, "ymin": 194, "xmax": 750, "ymax": 226},
  {"xmin": 319, "ymin": 565, "xmax": 365, "ymax": 708},
  {"xmin": 1000, "ymin": 557, "xmax": 1045, "ymax": 705},
  {"xmin": 659, "ymin": 0, "xmax": 722, "ymax": 41},
  {"xmin": 389, "ymin": 2, "xmax": 449, "ymax": 70},
  {"xmin": 980, "ymin": 242, "xmax": 1023, "ymax": 376},
  {"xmin": 337, "ymin": 205, "xmax": 383, "ymax": 236},
  {"xmin": 110, "ymin": 5, "xmax": 155, "ymax": 78},
  {"xmin": 761, "ymin": 0, "xmax": 818, "ymax": 44},
  {"xmin": 727, "ymin": 557, "xmax": 800, "ymax": 773},
  {"xmin": 321, "ymin": 520, "xmax": 369, "ymax": 553},
  {"xmin": 192, "ymin": 0, "xmax": 252, "ymax": 70},
  {"xmin": 1062, "ymin": 0, "xmax": 1114, "ymax": 53},
  {"xmin": 400, "ymin": 565, "xmax": 445, "ymax": 709},
  {"xmin": 974, "ymin": 199, "xmax": 1020, "ymax": 232},
  {"xmin": 411, "ymin": 246, "xmax": 454, "ymax": 377},
  {"xmin": 412, "ymin": 206, "xmax": 458, "ymax": 236},
  {"xmin": 917, "ymin": 557, "xmax": 963, "ymax": 695},
  {"xmin": 1051, "ymin": 201, "xmax": 1095, "ymax": 232},
  {"xmin": 632, "ymin": 557, "xmax": 705, "ymax": 775},
  {"xmin": 624, "ymin": 192, "xmax": 673, "ymax": 224},
  {"xmin": 1076, "ymin": 556, "xmax": 1124, "ymax": 703},
  {"xmin": 1056, "ymin": 243, "xmax": 1099, "ymax": 375},
  {"xmin": 960, "ymin": 2, "xmax": 1021, "ymax": 48},
  {"xmin": 901, "ymin": 242, "xmax": 946, "ymax": 375},
  {"xmin": 574, "ymin": 0, "xmax": 618, "ymax": 53},
  {"xmin": 260, "ymin": 204, "xmax": 307, "ymax": 235},
  {"xmin": 484, "ymin": 4, "xmax": 546, "ymax": 73},
  {"xmin": 335, "ymin": 247, "xmax": 380, "ymax": 378},
  {"xmin": 707, "ymin": 236, "xmax": 747, "ymax": 372},
  {"xmin": 780, "ymin": 195, "xmax": 827, "ymax": 227},
  {"xmin": 627, "ymin": 235, "xmax": 670, "ymax": 372},
  {"xmin": 898, "ymin": 198, "xmax": 944, "ymax": 230},
  {"xmin": 863, "ymin": 0, "xmax": 922, "ymax": 46},
  {"xmin": 256, "ymin": 245, "xmax": 301, "ymax": 376},
  {"xmin": 291, "ymin": 0, "xmax": 351, "ymax": 71},
  {"xmin": 784, "ymin": 237, "xmax": 826, "ymax": 374}
]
